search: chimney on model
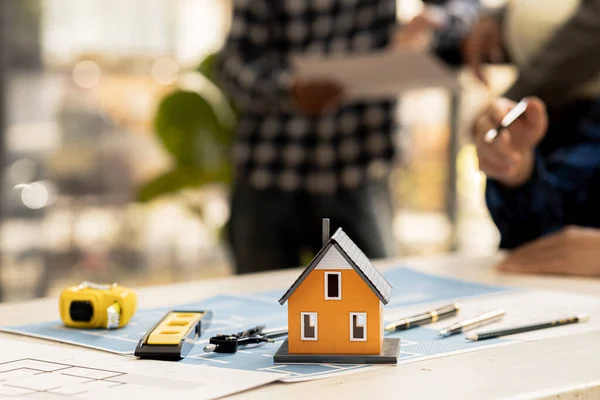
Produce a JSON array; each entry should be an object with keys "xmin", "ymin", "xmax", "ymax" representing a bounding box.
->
[{"xmin": 322, "ymin": 218, "xmax": 330, "ymax": 246}]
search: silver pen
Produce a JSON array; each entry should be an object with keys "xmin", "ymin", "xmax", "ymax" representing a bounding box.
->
[
  {"xmin": 438, "ymin": 309, "xmax": 505, "ymax": 337},
  {"xmin": 484, "ymin": 98, "xmax": 529, "ymax": 143}
]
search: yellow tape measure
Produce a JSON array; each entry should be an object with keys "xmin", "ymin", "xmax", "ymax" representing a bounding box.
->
[{"xmin": 59, "ymin": 282, "xmax": 137, "ymax": 329}]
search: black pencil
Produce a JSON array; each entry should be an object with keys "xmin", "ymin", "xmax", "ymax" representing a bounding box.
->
[{"xmin": 467, "ymin": 314, "xmax": 589, "ymax": 341}]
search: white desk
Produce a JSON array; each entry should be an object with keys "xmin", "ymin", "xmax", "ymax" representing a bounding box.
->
[{"xmin": 1, "ymin": 253, "xmax": 600, "ymax": 399}]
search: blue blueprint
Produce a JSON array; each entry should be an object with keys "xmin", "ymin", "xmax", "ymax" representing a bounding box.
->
[{"xmin": 1, "ymin": 266, "xmax": 512, "ymax": 380}]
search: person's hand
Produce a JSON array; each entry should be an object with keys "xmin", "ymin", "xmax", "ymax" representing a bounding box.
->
[
  {"xmin": 463, "ymin": 15, "xmax": 504, "ymax": 85},
  {"xmin": 391, "ymin": 9, "xmax": 446, "ymax": 51},
  {"xmin": 498, "ymin": 227, "xmax": 600, "ymax": 278},
  {"xmin": 473, "ymin": 97, "xmax": 548, "ymax": 187},
  {"xmin": 291, "ymin": 79, "xmax": 344, "ymax": 117}
]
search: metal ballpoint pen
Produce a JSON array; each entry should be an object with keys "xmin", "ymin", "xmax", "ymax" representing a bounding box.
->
[
  {"xmin": 484, "ymin": 98, "xmax": 529, "ymax": 143},
  {"xmin": 384, "ymin": 303, "xmax": 460, "ymax": 333},
  {"xmin": 438, "ymin": 309, "xmax": 505, "ymax": 337}
]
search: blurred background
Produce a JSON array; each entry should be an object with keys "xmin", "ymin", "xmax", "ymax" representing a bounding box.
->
[{"xmin": 0, "ymin": 0, "xmax": 516, "ymax": 302}]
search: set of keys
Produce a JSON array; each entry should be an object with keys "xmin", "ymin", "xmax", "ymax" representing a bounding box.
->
[{"xmin": 203, "ymin": 325, "xmax": 288, "ymax": 354}]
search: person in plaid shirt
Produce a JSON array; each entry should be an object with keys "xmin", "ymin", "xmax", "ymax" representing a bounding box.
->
[{"xmin": 218, "ymin": 0, "xmax": 479, "ymax": 274}]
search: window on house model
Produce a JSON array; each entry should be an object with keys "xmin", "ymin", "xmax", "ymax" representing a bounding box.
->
[
  {"xmin": 350, "ymin": 313, "xmax": 367, "ymax": 341},
  {"xmin": 325, "ymin": 272, "xmax": 341, "ymax": 300},
  {"xmin": 301, "ymin": 312, "xmax": 318, "ymax": 341}
]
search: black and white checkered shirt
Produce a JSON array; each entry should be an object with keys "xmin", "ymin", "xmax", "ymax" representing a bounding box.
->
[{"xmin": 219, "ymin": 0, "xmax": 478, "ymax": 193}]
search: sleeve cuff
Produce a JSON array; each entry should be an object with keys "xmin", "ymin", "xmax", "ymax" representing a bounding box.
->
[
  {"xmin": 485, "ymin": 151, "xmax": 544, "ymax": 218},
  {"xmin": 503, "ymin": 76, "xmax": 537, "ymax": 103},
  {"xmin": 429, "ymin": 2, "xmax": 480, "ymax": 65}
]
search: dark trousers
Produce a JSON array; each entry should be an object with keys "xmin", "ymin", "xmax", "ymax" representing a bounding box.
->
[{"xmin": 227, "ymin": 179, "xmax": 396, "ymax": 274}]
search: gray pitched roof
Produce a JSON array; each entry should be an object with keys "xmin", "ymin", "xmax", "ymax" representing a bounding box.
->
[{"xmin": 278, "ymin": 228, "xmax": 393, "ymax": 305}]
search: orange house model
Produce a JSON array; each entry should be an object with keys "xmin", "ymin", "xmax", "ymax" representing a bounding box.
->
[{"xmin": 273, "ymin": 220, "xmax": 400, "ymax": 365}]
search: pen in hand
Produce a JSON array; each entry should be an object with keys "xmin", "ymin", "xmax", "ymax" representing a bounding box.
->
[{"xmin": 484, "ymin": 98, "xmax": 529, "ymax": 143}]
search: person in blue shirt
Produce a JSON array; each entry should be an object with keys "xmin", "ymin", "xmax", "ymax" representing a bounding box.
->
[
  {"xmin": 468, "ymin": 0, "xmax": 600, "ymax": 277},
  {"xmin": 473, "ymin": 96, "xmax": 600, "ymax": 277}
]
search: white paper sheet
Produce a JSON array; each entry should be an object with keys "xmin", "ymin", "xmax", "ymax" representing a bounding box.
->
[
  {"xmin": 292, "ymin": 49, "xmax": 457, "ymax": 100},
  {"xmin": 0, "ymin": 339, "xmax": 280, "ymax": 400}
]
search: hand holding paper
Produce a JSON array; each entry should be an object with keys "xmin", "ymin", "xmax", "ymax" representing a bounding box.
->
[
  {"xmin": 292, "ymin": 49, "xmax": 456, "ymax": 102},
  {"xmin": 391, "ymin": 8, "xmax": 448, "ymax": 52},
  {"xmin": 291, "ymin": 78, "xmax": 344, "ymax": 116}
]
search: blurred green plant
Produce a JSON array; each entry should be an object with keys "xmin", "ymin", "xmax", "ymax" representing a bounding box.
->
[{"xmin": 137, "ymin": 53, "xmax": 238, "ymax": 206}]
